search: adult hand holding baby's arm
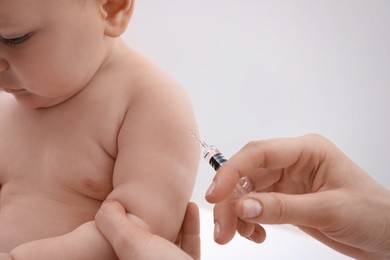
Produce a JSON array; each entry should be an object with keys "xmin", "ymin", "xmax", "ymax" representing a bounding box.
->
[
  {"xmin": 95, "ymin": 200, "xmax": 200, "ymax": 260},
  {"xmin": 206, "ymin": 134, "xmax": 390, "ymax": 260},
  {"xmin": 0, "ymin": 253, "xmax": 12, "ymax": 260}
]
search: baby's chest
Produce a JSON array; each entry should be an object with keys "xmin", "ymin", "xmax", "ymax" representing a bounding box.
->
[{"xmin": 0, "ymin": 116, "xmax": 116, "ymax": 201}]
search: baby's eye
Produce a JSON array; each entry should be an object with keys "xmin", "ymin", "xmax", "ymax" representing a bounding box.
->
[{"xmin": 0, "ymin": 33, "xmax": 32, "ymax": 47}]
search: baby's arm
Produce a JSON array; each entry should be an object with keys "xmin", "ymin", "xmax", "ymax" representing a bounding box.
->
[
  {"xmin": 8, "ymin": 222, "xmax": 117, "ymax": 259},
  {"xmin": 7, "ymin": 71, "xmax": 199, "ymax": 259},
  {"xmin": 105, "ymin": 71, "xmax": 200, "ymax": 242}
]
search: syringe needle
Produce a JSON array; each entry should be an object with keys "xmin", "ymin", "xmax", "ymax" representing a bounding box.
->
[
  {"xmin": 190, "ymin": 130, "xmax": 209, "ymax": 149},
  {"xmin": 190, "ymin": 130, "xmax": 254, "ymax": 198}
]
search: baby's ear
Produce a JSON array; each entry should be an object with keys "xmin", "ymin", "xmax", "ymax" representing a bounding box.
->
[{"xmin": 102, "ymin": 0, "xmax": 134, "ymax": 37}]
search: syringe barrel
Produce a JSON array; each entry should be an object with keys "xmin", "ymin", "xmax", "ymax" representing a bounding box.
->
[
  {"xmin": 203, "ymin": 145, "xmax": 227, "ymax": 171},
  {"xmin": 201, "ymin": 143, "xmax": 254, "ymax": 198}
]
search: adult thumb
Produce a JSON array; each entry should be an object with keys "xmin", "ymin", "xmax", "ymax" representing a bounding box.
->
[{"xmin": 235, "ymin": 190, "xmax": 342, "ymax": 227}]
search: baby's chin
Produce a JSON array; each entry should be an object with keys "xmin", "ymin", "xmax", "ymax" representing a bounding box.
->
[{"xmin": 8, "ymin": 92, "xmax": 67, "ymax": 110}]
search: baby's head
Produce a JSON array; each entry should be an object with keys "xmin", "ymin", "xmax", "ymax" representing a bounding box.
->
[{"xmin": 0, "ymin": 0, "xmax": 134, "ymax": 109}]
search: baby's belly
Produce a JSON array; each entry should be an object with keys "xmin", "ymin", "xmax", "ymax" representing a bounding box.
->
[{"xmin": 0, "ymin": 187, "xmax": 102, "ymax": 252}]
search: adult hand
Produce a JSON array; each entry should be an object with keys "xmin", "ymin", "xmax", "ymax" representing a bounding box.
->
[
  {"xmin": 0, "ymin": 253, "xmax": 12, "ymax": 260},
  {"xmin": 95, "ymin": 200, "xmax": 200, "ymax": 260},
  {"xmin": 206, "ymin": 134, "xmax": 390, "ymax": 259}
]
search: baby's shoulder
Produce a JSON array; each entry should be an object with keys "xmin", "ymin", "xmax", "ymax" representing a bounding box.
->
[
  {"xmin": 93, "ymin": 46, "xmax": 192, "ymax": 125},
  {"xmin": 111, "ymin": 49, "xmax": 185, "ymax": 105}
]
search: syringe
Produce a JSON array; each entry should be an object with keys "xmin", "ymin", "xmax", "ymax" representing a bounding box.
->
[{"xmin": 191, "ymin": 132, "xmax": 254, "ymax": 198}]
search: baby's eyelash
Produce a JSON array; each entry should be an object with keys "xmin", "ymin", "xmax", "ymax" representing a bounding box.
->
[{"xmin": 0, "ymin": 33, "xmax": 33, "ymax": 47}]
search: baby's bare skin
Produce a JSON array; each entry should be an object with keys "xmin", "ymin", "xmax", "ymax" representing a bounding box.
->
[
  {"xmin": 0, "ymin": 43, "xmax": 197, "ymax": 252},
  {"xmin": 0, "ymin": 57, "xmax": 119, "ymax": 251},
  {"xmin": 0, "ymin": 0, "xmax": 199, "ymax": 260}
]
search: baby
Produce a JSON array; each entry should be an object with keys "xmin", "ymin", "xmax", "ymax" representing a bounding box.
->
[{"xmin": 0, "ymin": 0, "xmax": 199, "ymax": 259}]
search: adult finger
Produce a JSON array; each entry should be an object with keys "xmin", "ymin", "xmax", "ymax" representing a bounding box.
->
[
  {"xmin": 246, "ymin": 224, "xmax": 267, "ymax": 244},
  {"xmin": 95, "ymin": 200, "xmax": 150, "ymax": 258},
  {"xmin": 237, "ymin": 219, "xmax": 266, "ymax": 244},
  {"xmin": 213, "ymin": 199, "xmax": 238, "ymax": 244},
  {"xmin": 95, "ymin": 200, "xmax": 136, "ymax": 245},
  {"xmin": 235, "ymin": 190, "xmax": 344, "ymax": 228},
  {"xmin": 180, "ymin": 202, "xmax": 201, "ymax": 260},
  {"xmin": 0, "ymin": 254, "xmax": 12, "ymax": 260},
  {"xmin": 206, "ymin": 136, "xmax": 319, "ymax": 203},
  {"xmin": 236, "ymin": 218, "xmax": 255, "ymax": 238}
]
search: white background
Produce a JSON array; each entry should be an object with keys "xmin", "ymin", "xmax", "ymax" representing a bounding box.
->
[{"xmin": 123, "ymin": 1, "xmax": 390, "ymax": 259}]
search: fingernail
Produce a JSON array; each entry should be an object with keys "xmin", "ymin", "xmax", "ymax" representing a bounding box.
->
[
  {"xmin": 205, "ymin": 180, "xmax": 216, "ymax": 197},
  {"xmin": 214, "ymin": 222, "xmax": 221, "ymax": 241},
  {"xmin": 242, "ymin": 199, "xmax": 262, "ymax": 218}
]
